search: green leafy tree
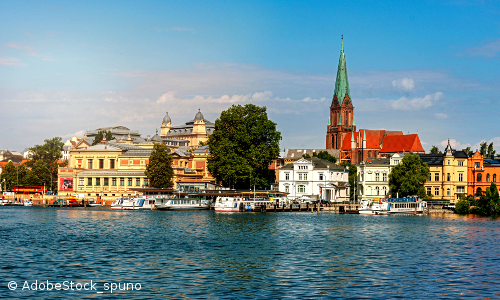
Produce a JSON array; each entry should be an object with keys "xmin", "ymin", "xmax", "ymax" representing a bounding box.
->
[
  {"xmin": 430, "ymin": 145, "xmax": 442, "ymax": 155},
  {"xmin": 207, "ymin": 104, "xmax": 281, "ymax": 190},
  {"xmin": 389, "ymin": 153, "xmax": 430, "ymax": 198},
  {"xmin": 92, "ymin": 130, "xmax": 115, "ymax": 146},
  {"xmin": 455, "ymin": 194, "xmax": 472, "ymax": 214},
  {"xmin": 0, "ymin": 161, "xmax": 17, "ymax": 191},
  {"xmin": 302, "ymin": 153, "xmax": 311, "ymax": 159},
  {"xmin": 313, "ymin": 151, "xmax": 337, "ymax": 163},
  {"xmin": 487, "ymin": 142, "xmax": 496, "ymax": 159},
  {"xmin": 476, "ymin": 182, "xmax": 500, "ymax": 215},
  {"xmin": 145, "ymin": 142, "xmax": 174, "ymax": 188},
  {"xmin": 26, "ymin": 137, "xmax": 65, "ymax": 192},
  {"xmin": 479, "ymin": 141, "xmax": 488, "ymax": 156},
  {"xmin": 340, "ymin": 161, "xmax": 357, "ymax": 200}
]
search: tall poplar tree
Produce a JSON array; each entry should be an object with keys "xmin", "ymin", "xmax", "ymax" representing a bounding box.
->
[
  {"xmin": 207, "ymin": 104, "xmax": 281, "ymax": 190},
  {"xmin": 145, "ymin": 142, "xmax": 174, "ymax": 188},
  {"xmin": 389, "ymin": 153, "xmax": 429, "ymax": 198}
]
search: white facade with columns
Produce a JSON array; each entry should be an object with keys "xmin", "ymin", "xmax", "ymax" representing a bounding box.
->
[
  {"xmin": 357, "ymin": 153, "xmax": 403, "ymax": 200},
  {"xmin": 278, "ymin": 158, "xmax": 350, "ymax": 202}
]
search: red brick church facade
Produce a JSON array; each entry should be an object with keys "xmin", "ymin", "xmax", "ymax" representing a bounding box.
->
[{"xmin": 326, "ymin": 40, "xmax": 424, "ymax": 164}]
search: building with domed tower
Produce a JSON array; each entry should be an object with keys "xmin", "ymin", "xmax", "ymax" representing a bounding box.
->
[
  {"xmin": 160, "ymin": 109, "xmax": 215, "ymax": 149},
  {"xmin": 326, "ymin": 38, "xmax": 424, "ymax": 164}
]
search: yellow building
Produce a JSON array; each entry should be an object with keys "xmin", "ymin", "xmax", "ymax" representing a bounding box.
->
[
  {"xmin": 420, "ymin": 141, "xmax": 468, "ymax": 202},
  {"xmin": 58, "ymin": 141, "xmax": 214, "ymax": 203},
  {"xmin": 160, "ymin": 110, "xmax": 214, "ymax": 149}
]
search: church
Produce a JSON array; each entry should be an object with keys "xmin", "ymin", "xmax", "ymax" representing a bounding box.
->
[{"xmin": 326, "ymin": 39, "xmax": 424, "ymax": 164}]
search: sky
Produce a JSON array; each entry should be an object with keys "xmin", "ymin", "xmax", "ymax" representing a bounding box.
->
[{"xmin": 1, "ymin": 0, "xmax": 499, "ymax": 153}]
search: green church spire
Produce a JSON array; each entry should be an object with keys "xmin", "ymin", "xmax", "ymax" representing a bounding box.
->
[
  {"xmin": 333, "ymin": 37, "xmax": 351, "ymax": 106},
  {"xmin": 338, "ymin": 115, "xmax": 342, "ymax": 126}
]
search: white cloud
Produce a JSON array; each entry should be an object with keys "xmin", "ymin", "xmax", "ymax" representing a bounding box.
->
[
  {"xmin": 435, "ymin": 113, "xmax": 448, "ymax": 119},
  {"xmin": 62, "ymin": 130, "xmax": 85, "ymax": 139},
  {"xmin": 468, "ymin": 38, "xmax": 500, "ymax": 58},
  {"xmin": 0, "ymin": 56, "xmax": 25, "ymax": 66},
  {"xmin": 440, "ymin": 139, "xmax": 471, "ymax": 151},
  {"xmin": 6, "ymin": 41, "xmax": 39, "ymax": 56},
  {"xmin": 390, "ymin": 92, "xmax": 444, "ymax": 111},
  {"xmin": 392, "ymin": 77, "xmax": 415, "ymax": 92}
]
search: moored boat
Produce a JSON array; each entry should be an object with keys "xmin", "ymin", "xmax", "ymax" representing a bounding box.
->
[
  {"xmin": 359, "ymin": 197, "xmax": 427, "ymax": 215},
  {"xmin": 155, "ymin": 197, "xmax": 211, "ymax": 210},
  {"xmin": 214, "ymin": 196, "xmax": 245, "ymax": 212},
  {"xmin": 111, "ymin": 196, "xmax": 155, "ymax": 210}
]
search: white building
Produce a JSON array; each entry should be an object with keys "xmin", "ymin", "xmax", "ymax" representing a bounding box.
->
[
  {"xmin": 357, "ymin": 153, "xmax": 403, "ymax": 199},
  {"xmin": 278, "ymin": 157, "xmax": 350, "ymax": 202}
]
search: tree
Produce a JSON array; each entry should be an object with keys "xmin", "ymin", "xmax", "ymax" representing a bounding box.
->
[
  {"xmin": 464, "ymin": 147, "xmax": 473, "ymax": 157},
  {"xmin": 145, "ymin": 142, "xmax": 174, "ymax": 188},
  {"xmin": 475, "ymin": 182, "xmax": 500, "ymax": 215},
  {"xmin": 479, "ymin": 141, "xmax": 488, "ymax": 156},
  {"xmin": 487, "ymin": 142, "xmax": 496, "ymax": 159},
  {"xmin": 340, "ymin": 161, "xmax": 357, "ymax": 200},
  {"xmin": 313, "ymin": 151, "xmax": 337, "ymax": 164},
  {"xmin": 455, "ymin": 194, "xmax": 472, "ymax": 214},
  {"xmin": 207, "ymin": 104, "xmax": 281, "ymax": 190},
  {"xmin": 302, "ymin": 153, "xmax": 311, "ymax": 159},
  {"xmin": 0, "ymin": 161, "xmax": 17, "ymax": 191},
  {"xmin": 26, "ymin": 137, "xmax": 65, "ymax": 192},
  {"xmin": 92, "ymin": 130, "xmax": 115, "ymax": 146},
  {"xmin": 430, "ymin": 145, "xmax": 442, "ymax": 155},
  {"xmin": 389, "ymin": 153, "xmax": 430, "ymax": 198}
]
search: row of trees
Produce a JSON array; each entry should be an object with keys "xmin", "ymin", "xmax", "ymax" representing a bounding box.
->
[
  {"xmin": 0, "ymin": 137, "xmax": 66, "ymax": 192},
  {"xmin": 455, "ymin": 183, "xmax": 500, "ymax": 215}
]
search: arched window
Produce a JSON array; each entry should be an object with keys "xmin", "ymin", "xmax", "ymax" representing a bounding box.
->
[
  {"xmin": 376, "ymin": 187, "xmax": 380, "ymax": 195},
  {"xmin": 487, "ymin": 174, "xmax": 490, "ymax": 182},
  {"xmin": 494, "ymin": 174, "xmax": 497, "ymax": 182},
  {"xmin": 447, "ymin": 188, "xmax": 450, "ymax": 196},
  {"xmin": 447, "ymin": 173, "xmax": 451, "ymax": 181},
  {"xmin": 477, "ymin": 173, "xmax": 482, "ymax": 182},
  {"xmin": 383, "ymin": 187, "xmax": 387, "ymax": 195}
]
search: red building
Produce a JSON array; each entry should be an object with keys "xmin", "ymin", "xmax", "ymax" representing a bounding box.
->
[
  {"xmin": 468, "ymin": 151, "xmax": 500, "ymax": 197},
  {"xmin": 326, "ymin": 39, "xmax": 424, "ymax": 164}
]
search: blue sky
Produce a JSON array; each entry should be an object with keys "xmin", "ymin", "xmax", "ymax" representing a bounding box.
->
[{"xmin": 1, "ymin": 0, "xmax": 499, "ymax": 153}]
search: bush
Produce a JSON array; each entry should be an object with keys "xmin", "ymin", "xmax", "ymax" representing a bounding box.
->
[{"xmin": 455, "ymin": 196, "xmax": 470, "ymax": 214}]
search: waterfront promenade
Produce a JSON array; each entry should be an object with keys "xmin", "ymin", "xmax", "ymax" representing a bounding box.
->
[{"xmin": 1, "ymin": 207, "xmax": 498, "ymax": 299}]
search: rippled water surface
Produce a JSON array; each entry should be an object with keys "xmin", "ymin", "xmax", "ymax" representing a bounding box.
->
[{"xmin": 1, "ymin": 207, "xmax": 500, "ymax": 299}]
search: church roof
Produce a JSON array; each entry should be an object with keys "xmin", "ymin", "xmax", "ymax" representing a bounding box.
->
[
  {"xmin": 341, "ymin": 129, "xmax": 408, "ymax": 151},
  {"xmin": 333, "ymin": 39, "xmax": 351, "ymax": 106},
  {"xmin": 380, "ymin": 134, "xmax": 425, "ymax": 153}
]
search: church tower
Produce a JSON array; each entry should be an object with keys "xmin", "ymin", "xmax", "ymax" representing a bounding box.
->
[{"xmin": 326, "ymin": 38, "xmax": 355, "ymax": 150}]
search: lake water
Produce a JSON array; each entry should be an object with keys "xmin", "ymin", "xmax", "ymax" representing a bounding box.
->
[{"xmin": 1, "ymin": 207, "xmax": 500, "ymax": 299}]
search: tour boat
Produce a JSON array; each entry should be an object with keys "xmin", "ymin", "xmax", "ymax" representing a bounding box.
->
[
  {"xmin": 359, "ymin": 197, "xmax": 427, "ymax": 215},
  {"xmin": 214, "ymin": 196, "xmax": 245, "ymax": 212},
  {"xmin": 23, "ymin": 199, "xmax": 33, "ymax": 206},
  {"xmin": 88, "ymin": 202, "xmax": 103, "ymax": 207},
  {"xmin": 111, "ymin": 196, "xmax": 156, "ymax": 210},
  {"xmin": 155, "ymin": 197, "xmax": 211, "ymax": 210}
]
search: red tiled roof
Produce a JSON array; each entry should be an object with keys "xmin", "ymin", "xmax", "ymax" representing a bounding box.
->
[
  {"xmin": 341, "ymin": 129, "xmax": 403, "ymax": 151},
  {"xmin": 380, "ymin": 134, "xmax": 424, "ymax": 153}
]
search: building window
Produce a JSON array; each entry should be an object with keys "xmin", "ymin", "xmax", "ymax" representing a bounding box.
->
[
  {"xmin": 88, "ymin": 159, "xmax": 93, "ymax": 169},
  {"xmin": 383, "ymin": 173, "xmax": 387, "ymax": 181},
  {"xmin": 435, "ymin": 173, "xmax": 439, "ymax": 181},
  {"xmin": 120, "ymin": 178, "xmax": 125, "ymax": 186},
  {"xmin": 447, "ymin": 188, "xmax": 450, "ymax": 196},
  {"xmin": 319, "ymin": 173, "xmax": 324, "ymax": 181},
  {"xmin": 376, "ymin": 186, "xmax": 379, "ymax": 195},
  {"xmin": 96, "ymin": 178, "xmax": 101, "ymax": 185},
  {"xmin": 136, "ymin": 178, "xmax": 141, "ymax": 186},
  {"xmin": 104, "ymin": 178, "xmax": 109, "ymax": 185},
  {"xmin": 383, "ymin": 186, "xmax": 387, "ymax": 195},
  {"xmin": 375, "ymin": 173, "xmax": 380, "ymax": 181},
  {"xmin": 298, "ymin": 173, "xmax": 303, "ymax": 180},
  {"xmin": 79, "ymin": 178, "xmax": 84, "ymax": 186},
  {"xmin": 458, "ymin": 161, "xmax": 464, "ymax": 167},
  {"xmin": 303, "ymin": 173, "xmax": 308, "ymax": 180},
  {"xmin": 428, "ymin": 174, "xmax": 431, "ymax": 181},
  {"xmin": 112, "ymin": 178, "xmax": 117, "ymax": 186},
  {"xmin": 99, "ymin": 159, "xmax": 104, "ymax": 169},
  {"xmin": 477, "ymin": 173, "xmax": 482, "ymax": 182},
  {"xmin": 487, "ymin": 174, "xmax": 490, "ymax": 182},
  {"xmin": 394, "ymin": 160, "xmax": 399, "ymax": 165},
  {"xmin": 285, "ymin": 173, "xmax": 289, "ymax": 180},
  {"xmin": 144, "ymin": 178, "xmax": 149, "ymax": 186},
  {"xmin": 285, "ymin": 185, "xmax": 289, "ymax": 193},
  {"xmin": 447, "ymin": 173, "xmax": 451, "ymax": 181},
  {"xmin": 87, "ymin": 178, "xmax": 92, "ymax": 185},
  {"xmin": 434, "ymin": 188, "xmax": 439, "ymax": 196},
  {"xmin": 427, "ymin": 187, "xmax": 431, "ymax": 196},
  {"xmin": 457, "ymin": 186, "xmax": 465, "ymax": 193},
  {"xmin": 297, "ymin": 185, "xmax": 305, "ymax": 193},
  {"xmin": 459, "ymin": 173, "xmax": 463, "ymax": 182},
  {"xmin": 110, "ymin": 159, "xmax": 115, "ymax": 169},
  {"xmin": 494, "ymin": 174, "xmax": 497, "ymax": 182},
  {"xmin": 128, "ymin": 178, "xmax": 132, "ymax": 186},
  {"xmin": 448, "ymin": 160, "xmax": 450, "ymax": 165},
  {"xmin": 475, "ymin": 162, "xmax": 480, "ymax": 169}
]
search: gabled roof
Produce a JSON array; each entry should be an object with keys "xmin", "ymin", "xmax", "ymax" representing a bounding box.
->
[{"xmin": 380, "ymin": 134, "xmax": 424, "ymax": 153}]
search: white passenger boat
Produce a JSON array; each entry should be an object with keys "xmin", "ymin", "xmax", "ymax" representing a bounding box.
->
[
  {"xmin": 23, "ymin": 199, "xmax": 33, "ymax": 206},
  {"xmin": 156, "ymin": 197, "xmax": 211, "ymax": 210},
  {"xmin": 359, "ymin": 197, "xmax": 427, "ymax": 215},
  {"xmin": 214, "ymin": 196, "xmax": 245, "ymax": 212},
  {"xmin": 111, "ymin": 196, "xmax": 156, "ymax": 210}
]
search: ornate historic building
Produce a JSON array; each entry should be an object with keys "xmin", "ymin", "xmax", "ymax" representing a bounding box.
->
[
  {"xmin": 160, "ymin": 109, "xmax": 214, "ymax": 149},
  {"xmin": 326, "ymin": 39, "xmax": 424, "ymax": 164}
]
